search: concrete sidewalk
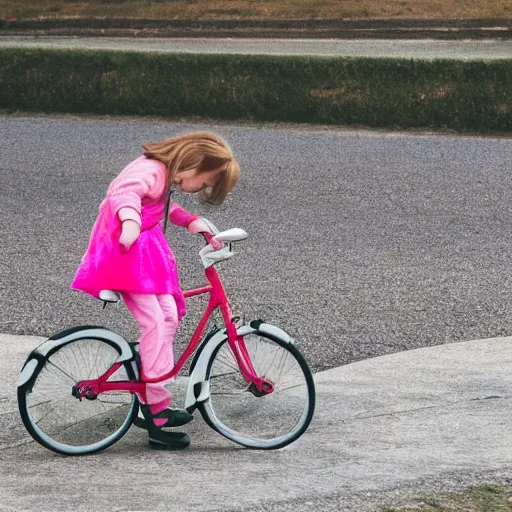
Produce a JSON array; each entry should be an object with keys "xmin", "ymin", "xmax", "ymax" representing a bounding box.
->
[{"xmin": 0, "ymin": 334, "xmax": 511, "ymax": 511}]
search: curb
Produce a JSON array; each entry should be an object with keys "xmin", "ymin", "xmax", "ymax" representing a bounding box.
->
[{"xmin": 1, "ymin": 17, "xmax": 511, "ymax": 39}]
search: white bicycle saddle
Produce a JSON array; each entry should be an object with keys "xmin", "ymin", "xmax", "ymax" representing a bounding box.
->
[{"xmin": 99, "ymin": 290, "xmax": 121, "ymax": 303}]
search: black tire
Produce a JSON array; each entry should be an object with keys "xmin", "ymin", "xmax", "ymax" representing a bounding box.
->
[
  {"xmin": 18, "ymin": 330, "xmax": 139, "ymax": 456},
  {"xmin": 199, "ymin": 331, "xmax": 315, "ymax": 449}
]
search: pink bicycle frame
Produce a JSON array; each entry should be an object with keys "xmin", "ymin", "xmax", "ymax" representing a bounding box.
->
[{"xmin": 74, "ymin": 238, "xmax": 272, "ymax": 402}]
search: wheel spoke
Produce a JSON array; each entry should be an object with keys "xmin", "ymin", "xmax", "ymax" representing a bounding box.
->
[
  {"xmin": 270, "ymin": 383, "xmax": 309, "ymax": 395},
  {"xmin": 209, "ymin": 370, "xmax": 239, "ymax": 380},
  {"xmin": 27, "ymin": 399, "xmax": 53, "ymax": 410},
  {"xmin": 34, "ymin": 402, "xmax": 61, "ymax": 426},
  {"xmin": 46, "ymin": 359, "xmax": 77, "ymax": 384},
  {"xmin": 213, "ymin": 351, "xmax": 239, "ymax": 374},
  {"xmin": 210, "ymin": 388, "xmax": 250, "ymax": 396}
]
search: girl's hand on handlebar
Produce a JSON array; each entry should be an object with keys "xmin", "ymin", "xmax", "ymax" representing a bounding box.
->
[{"xmin": 187, "ymin": 218, "xmax": 223, "ymax": 250}]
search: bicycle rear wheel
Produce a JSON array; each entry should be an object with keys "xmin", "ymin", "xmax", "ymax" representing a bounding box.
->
[
  {"xmin": 18, "ymin": 330, "xmax": 138, "ymax": 455},
  {"xmin": 200, "ymin": 331, "xmax": 315, "ymax": 449}
]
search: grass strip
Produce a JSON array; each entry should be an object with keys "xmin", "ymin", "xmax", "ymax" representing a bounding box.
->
[
  {"xmin": 1, "ymin": 48, "xmax": 511, "ymax": 132},
  {"xmin": 382, "ymin": 483, "xmax": 512, "ymax": 511}
]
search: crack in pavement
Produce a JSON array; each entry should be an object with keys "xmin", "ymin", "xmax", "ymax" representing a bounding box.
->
[{"xmin": 308, "ymin": 395, "xmax": 511, "ymax": 431}]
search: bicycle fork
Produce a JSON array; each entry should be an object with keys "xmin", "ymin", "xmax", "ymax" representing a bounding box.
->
[
  {"xmin": 229, "ymin": 338, "xmax": 275, "ymax": 395},
  {"xmin": 224, "ymin": 321, "xmax": 275, "ymax": 395}
]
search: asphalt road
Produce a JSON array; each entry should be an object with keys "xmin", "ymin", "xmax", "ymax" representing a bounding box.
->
[
  {"xmin": 1, "ymin": 115, "xmax": 512, "ymax": 371},
  {"xmin": 2, "ymin": 36, "xmax": 512, "ymax": 59}
]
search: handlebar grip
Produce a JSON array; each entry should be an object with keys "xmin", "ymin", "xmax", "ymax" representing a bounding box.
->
[{"xmin": 202, "ymin": 232, "xmax": 214, "ymax": 244}]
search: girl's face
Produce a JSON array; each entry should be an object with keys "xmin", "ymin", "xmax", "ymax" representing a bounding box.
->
[{"xmin": 173, "ymin": 167, "xmax": 224, "ymax": 193}]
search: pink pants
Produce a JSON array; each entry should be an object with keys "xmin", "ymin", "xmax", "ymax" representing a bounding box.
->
[{"xmin": 121, "ymin": 292, "xmax": 180, "ymax": 410}]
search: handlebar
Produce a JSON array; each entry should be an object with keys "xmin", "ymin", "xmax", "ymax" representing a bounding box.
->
[
  {"xmin": 202, "ymin": 231, "xmax": 215, "ymax": 245},
  {"xmin": 196, "ymin": 220, "xmax": 248, "ymax": 268}
]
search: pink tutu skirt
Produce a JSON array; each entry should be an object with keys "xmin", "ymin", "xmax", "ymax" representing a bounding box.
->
[{"xmin": 71, "ymin": 201, "xmax": 186, "ymax": 320}]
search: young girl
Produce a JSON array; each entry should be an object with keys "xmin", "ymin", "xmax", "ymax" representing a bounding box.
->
[{"xmin": 71, "ymin": 131, "xmax": 240, "ymax": 450}]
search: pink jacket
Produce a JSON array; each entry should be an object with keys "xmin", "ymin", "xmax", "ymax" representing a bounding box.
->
[
  {"xmin": 107, "ymin": 155, "xmax": 198, "ymax": 229},
  {"xmin": 71, "ymin": 155, "xmax": 197, "ymax": 310}
]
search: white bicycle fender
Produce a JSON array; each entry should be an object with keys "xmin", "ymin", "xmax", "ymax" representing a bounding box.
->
[
  {"xmin": 17, "ymin": 359, "xmax": 39, "ymax": 387},
  {"xmin": 253, "ymin": 322, "xmax": 294, "ymax": 344},
  {"xmin": 185, "ymin": 328, "xmax": 229, "ymax": 409},
  {"xmin": 184, "ymin": 322, "xmax": 293, "ymax": 410},
  {"xmin": 17, "ymin": 327, "xmax": 134, "ymax": 388}
]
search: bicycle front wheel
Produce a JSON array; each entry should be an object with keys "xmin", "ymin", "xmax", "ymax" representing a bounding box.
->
[
  {"xmin": 18, "ymin": 329, "xmax": 138, "ymax": 455},
  {"xmin": 201, "ymin": 331, "xmax": 315, "ymax": 449}
]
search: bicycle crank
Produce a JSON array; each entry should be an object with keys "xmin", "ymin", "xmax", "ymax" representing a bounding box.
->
[{"xmin": 71, "ymin": 386, "xmax": 98, "ymax": 401}]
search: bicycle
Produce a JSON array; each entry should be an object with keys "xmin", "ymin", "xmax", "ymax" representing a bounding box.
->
[{"xmin": 17, "ymin": 219, "xmax": 316, "ymax": 456}]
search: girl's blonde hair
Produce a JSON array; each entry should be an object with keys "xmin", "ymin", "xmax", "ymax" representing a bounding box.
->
[{"xmin": 143, "ymin": 131, "xmax": 240, "ymax": 207}]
